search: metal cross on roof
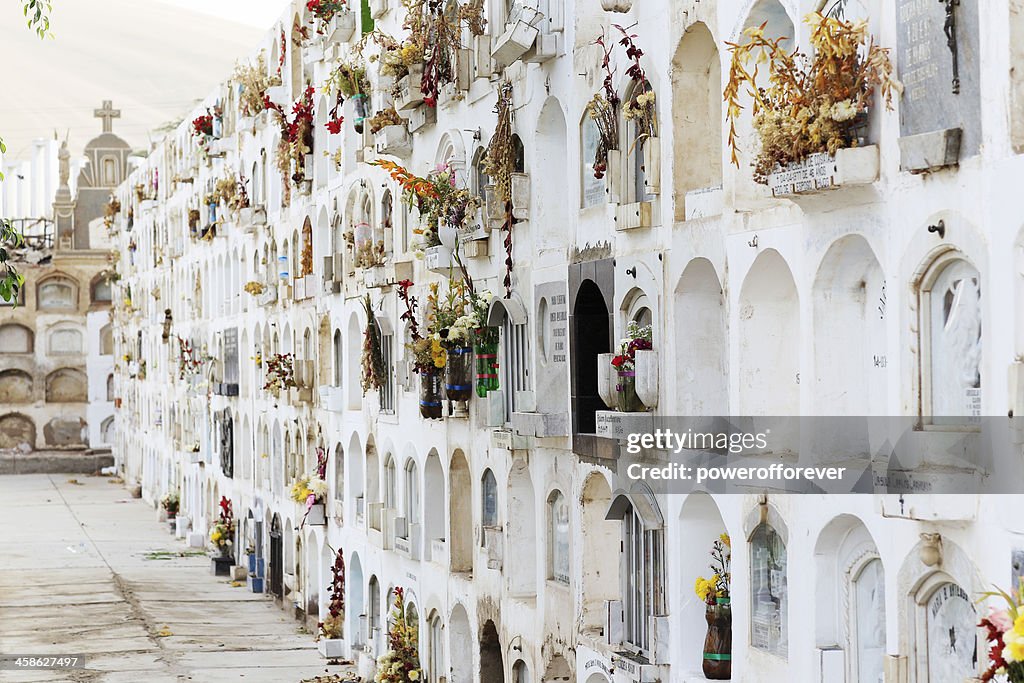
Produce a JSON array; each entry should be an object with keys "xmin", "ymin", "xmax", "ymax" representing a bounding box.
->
[{"xmin": 94, "ymin": 100, "xmax": 121, "ymax": 133}]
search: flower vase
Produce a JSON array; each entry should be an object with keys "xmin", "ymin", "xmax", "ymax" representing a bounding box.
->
[
  {"xmin": 446, "ymin": 347, "xmax": 474, "ymax": 402},
  {"xmin": 352, "ymin": 93, "xmax": 369, "ymax": 134},
  {"xmin": 219, "ymin": 544, "xmax": 233, "ymax": 561},
  {"xmin": 616, "ymin": 369, "xmax": 643, "ymax": 412},
  {"xmin": 419, "ymin": 370, "xmax": 443, "ymax": 419},
  {"xmin": 473, "ymin": 329, "xmax": 500, "ymax": 398},
  {"xmin": 703, "ymin": 598, "xmax": 732, "ymax": 680}
]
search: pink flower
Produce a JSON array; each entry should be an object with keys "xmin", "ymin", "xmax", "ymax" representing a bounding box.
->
[
  {"xmin": 989, "ymin": 607, "xmax": 1014, "ymax": 633},
  {"xmin": 306, "ymin": 493, "xmax": 317, "ymax": 509}
]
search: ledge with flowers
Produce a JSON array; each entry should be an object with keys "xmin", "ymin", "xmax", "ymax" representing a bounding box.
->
[
  {"xmin": 724, "ymin": 13, "xmax": 896, "ymax": 199},
  {"xmin": 596, "ymin": 320, "xmax": 656, "ymax": 425},
  {"xmin": 290, "ymin": 447, "xmax": 330, "ymax": 527}
]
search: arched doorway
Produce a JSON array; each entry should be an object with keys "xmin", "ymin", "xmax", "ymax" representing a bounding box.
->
[
  {"xmin": 571, "ymin": 279, "xmax": 611, "ymax": 433},
  {"xmin": 269, "ymin": 514, "xmax": 284, "ymax": 599},
  {"xmin": 479, "ymin": 619, "xmax": 504, "ymax": 683},
  {"xmin": 449, "ymin": 603, "xmax": 472, "ymax": 683}
]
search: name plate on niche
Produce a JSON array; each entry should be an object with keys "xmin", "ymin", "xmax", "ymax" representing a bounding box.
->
[{"xmin": 768, "ymin": 153, "xmax": 836, "ymax": 196}]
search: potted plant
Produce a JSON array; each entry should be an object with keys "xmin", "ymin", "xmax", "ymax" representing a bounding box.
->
[
  {"xmin": 307, "ymin": 0, "xmax": 354, "ymax": 44},
  {"xmin": 695, "ymin": 535, "xmax": 732, "ymax": 680},
  {"xmin": 724, "ymin": 13, "xmax": 895, "ymax": 191},
  {"xmin": 233, "ymin": 52, "xmax": 280, "ymax": 120},
  {"xmin": 263, "ymin": 353, "xmax": 297, "ymax": 398},
  {"xmin": 399, "ymin": 280, "xmax": 445, "ymax": 420},
  {"xmin": 264, "ymin": 86, "xmax": 316, "ymax": 198},
  {"xmin": 374, "ymin": 586, "xmax": 422, "ymax": 682},
  {"xmin": 209, "ymin": 497, "xmax": 235, "ymax": 561},
  {"xmin": 326, "ymin": 60, "xmax": 371, "ymax": 132},
  {"xmin": 292, "ymin": 447, "xmax": 329, "ymax": 526},
  {"xmin": 317, "ymin": 548, "xmax": 347, "ymax": 658},
  {"xmin": 610, "ymin": 320, "xmax": 652, "ymax": 413},
  {"xmin": 160, "ymin": 492, "xmax": 180, "ymax": 527},
  {"xmin": 473, "ymin": 323, "xmax": 499, "ymax": 398}
]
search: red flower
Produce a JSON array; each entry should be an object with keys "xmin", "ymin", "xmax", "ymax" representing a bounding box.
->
[
  {"xmin": 610, "ymin": 355, "xmax": 626, "ymax": 368},
  {"xmin": 326, "ymin": 117, "xmax": 344, "ymax": 134},
  {"xmin": 423, "ymin": 96, "xmax": 437, "ymax": 108}
]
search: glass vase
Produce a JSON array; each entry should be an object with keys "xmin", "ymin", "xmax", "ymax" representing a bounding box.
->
[
  {"xmin": 703, "ymin": 598, "xmax": 732, "ymax": 680},
  {"xmin": 616, "ymin": 369, "xmax": 643, "ymax": 412},
  {"xmin": 352, "ymin": 93, "xmax": 369, "ymax": 134},
  {"xmin": 419, "ymin": 370, "xmax": 443, "ymax": 420},
  {"xmin": 473, "ymin": 328, "xmax": 500, "ymax": 398},
  {"xmin": 445, "ymin": 347, "xmax": 474, "ymax": 402}
]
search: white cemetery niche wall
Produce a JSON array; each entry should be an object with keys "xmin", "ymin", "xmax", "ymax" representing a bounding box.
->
[
  {"xmin": 507, "ymin": 456, "xmax": 538, "ymax": 597},
  {"xmin": 731, "ymin": 0, "xmax": 794, "ymax": 206},
  {"xmin": 738, "ymin": 249, "xmax": 800, "ymax": 415},
  {"xmin": 580, "ymin": 472, "xmax": 619, "ymax": 634},
  {"xmin": 677, "ymin": 493, "xmax": 730, "ymax": 673},
  {"xmin": 580, "ymin": 112, "xmax": 606, "ymax": 209},
  {"xmin": 897, "ymin": 536, "xmax": 980, "ymax": 683},
  {"xmin": 671, "ymin": 21, "xmax": 722, "ymax": 221},
  {"xmin": 920, "ymin": 254, "xmax": 982, "ymax": 422},
  {"xmin": 812, "ymin": 235, "xmax": 887, "ymax": 415},
  {"xmin": 674, "ymin": 258, "xmax": 727, "ymax": 416},
  {"xmin": 813, "ymin": 515, "xmax": 885, "ymax": 683},
  {"xmin": 535, "ymin": 98, "xmax": 569, "ymax": 252},
  {"xmin": 747, "ymin": 505, "xmax": 789, "ymax": 661},
  {"xmin": 896, "ymin": 0, "xmax": 982, "ymax": 169}
]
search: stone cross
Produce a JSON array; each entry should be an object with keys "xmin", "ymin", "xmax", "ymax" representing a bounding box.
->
[{"xmin": 94, "ymin": 100, "xmax": 121, "ymax": 133}]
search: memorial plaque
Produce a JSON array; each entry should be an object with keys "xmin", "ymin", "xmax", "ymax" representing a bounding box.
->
[
  {"xmin": 224, "ymin": 328, "xmax": 239, "ymax": 385},
  {"xmin": 896, "ymin": 0, "xmax": 981, "ymax": 159},
  {"xmin": 535, "ymin": 282, "xmax": 569, "ymax": 416}
]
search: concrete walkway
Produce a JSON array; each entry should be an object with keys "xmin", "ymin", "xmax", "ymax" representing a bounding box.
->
[{"xmin": 0, "ymin": 474, "xmax": 357, "ymax": 683}]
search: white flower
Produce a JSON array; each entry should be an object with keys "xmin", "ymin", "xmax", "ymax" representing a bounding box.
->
[
  {"xmin": 831, "ymin": 99, "xmax": 858, "ymax": 122},
  {"xmin": 308, "ymin": 477, "xmax": 328, "ymax": 497}
]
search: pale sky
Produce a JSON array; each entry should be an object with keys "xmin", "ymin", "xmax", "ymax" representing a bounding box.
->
[{"xmin": 0, "ymin": 0, "xmax": 291, "ymax": 162}]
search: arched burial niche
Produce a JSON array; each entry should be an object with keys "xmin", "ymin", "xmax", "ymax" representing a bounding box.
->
[
  {"xmin": 46, "ymin": 368, "xmax": 88, "ymax": 403},
  {"xmin": 677, "ymin": 492, "xmax": 729, "ymax": 672},
  {"xmin": 0, "ymin": 370, "xmax": 32, "ymax": 403},
  {"xmin": 0, "ymin": 413, "xmax": 35, "ymax": 450},
  {"xmin": 449, "ymin": 449, "xmax": 473, "ymax": 572},
  {"xmin": 738, "ymin": 249, "xmax": 800, "ymax": 415},
  {"xmin": 448, "ymin": 603, "xmax": 472, "ymax": 683},
  {"xmin": 535, "ymin": 97, "xmax": 569, "ymax": 250},
  {"xmin": 507, "ymin": 457, "xmax": 537, "ymax": 597},
  {"xmin": 543, "ymin": 655, "xmax": 571, "ymax": 682},
  {"xmin": 581, "ymin": 472, "xmax": 619, "ymax": 634},
  {"xmin": 915, "ymin": 251, "xmax": 982, "ymax": 422},
  {"xmin": 479, "ymin": 619, "xmax": 505, "ymax": 683},
  {"xmin": 0, "ymin": 323, "xmax": 33, "ymax": 353},
  {"xmin": 898, "ymin": 535, "xmax": 980, "ymax": 683},
  {"xmin": 605, "ymin": 483, "xmax": 666, "ymax": 654},
  {"xmin": 733, "ymin": 1, "xmax": 795, "ymax": 203},
  {"xmin": 746, "ymin": 506, "xmax": 789, "ymax": 658},
  {"xmin": 813, "ymin": 235, "xmax": 886, "ymax": 415},
  {"xmin": 571, "ymin": 278, "xmax": 611, "ymax": 434},
  {"xmin": 813, "ymin": 515, "xmax": 885, "ymax": 683},
  {"xmin": 424, "ymin": 450, "xmax": 445, "ymax": 562},
  {"xmin": 348, "ymin": 552, "xmax": 365, "ymax": 648},
  {"xmin": 269, "ymin": 514, "xmax": 284, "ymax": 598},
  {"xmin": 675, "ymin": 258, "xmax": 727, "ymax": 415},
  {"xmin": 671, "ymin": 22, "xmax": 723, "ymax": 220}
]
